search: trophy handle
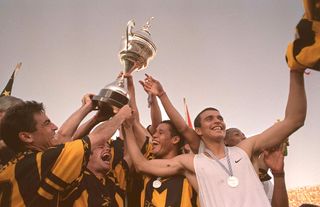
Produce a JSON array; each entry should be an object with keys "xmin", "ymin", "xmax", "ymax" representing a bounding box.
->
[
  {"xmin": 126, "ymin": 20, "xmax": 135, "ymax": 50},
  {"xmin": 142, "ymin": 17, "xmax": 154, "ymax": 34}
]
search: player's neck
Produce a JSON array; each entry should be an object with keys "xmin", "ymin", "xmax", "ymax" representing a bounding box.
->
[{"xmin": 204, "ymin": 141, "xmax": 226, "ymax": 159}]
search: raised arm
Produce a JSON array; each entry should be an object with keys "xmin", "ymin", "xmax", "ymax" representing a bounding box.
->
[
  {"xmin": 263, "ymin": 146, "xmax": 289, "ymax": 207},
  {"xmin": 123, "ymin": 116, "xmax": 187, "ymax": 177},
  {"xmin": 53, "ymin": 94, "xmax": 95, "ymax": 145},
  {"xmin": 126, "ymin": 73, "xmax": 140, "ymax": 122},
  {"xmin": 88, "ymin": 105, "xmax": 132, "ymax": 148},
  {"xmin": 125, "ymin": 74, "xmax": 154, "ymax": 148},
  {"xmin": 147, "ymin": 94, "xmax": 162, "ymax": 135},
  {"xmin": 240, "ymin": 70, "xmax": 306, "ymax": 156},
  {"xmin": 140, "ymin": 74, "xmax": 201, "ymax": 153},
  {"xmin": 72, "ymin": 107, "xmax": 113, "ymax": 140}
]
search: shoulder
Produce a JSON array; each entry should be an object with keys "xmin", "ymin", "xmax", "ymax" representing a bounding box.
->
[
  {"xmin": 0, "ymin": 151, "xmax": 33, "ymax": 175},
  {"xmin": 236, "ymin": 136, "xmax": 256, "ymax": 158},
  {"xmin": 176, "ymin": 154, "xmax": 195, "ymax": 173},
  {"xmin": 176, "ymin": 153, "xmax": 195, "ymax": 162}
]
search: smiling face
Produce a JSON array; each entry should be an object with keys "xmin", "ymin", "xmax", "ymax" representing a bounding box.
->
[
  {"xmin": 224, "ymin": 128, "xmax": 246, "ymax": 146},
  {"xmin": 87, "ymin": 142, "xmax": 112, "ymax": 177},
  {"xmin": 195, "ymin": 109, "xmax": 226, "ymax": 143},
  {"xmin": 27, "ymin": 112, "xmax": 58, "ymax": 151},
  {"xmin": 152, "ymin": 122, "xmax": 180, "ymax": 159}
]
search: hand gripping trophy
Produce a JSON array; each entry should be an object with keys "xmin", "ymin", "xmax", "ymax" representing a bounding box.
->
[{"xmin": 93, "ymin": 18, "xmax": 157, "ymax": 115}]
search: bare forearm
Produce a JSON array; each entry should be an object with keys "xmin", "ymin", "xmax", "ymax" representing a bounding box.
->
[
  {"xmin": 72, "ymin": 116, "xmax": 98, "ymax": 140},
  {"xmin": 120, "ymin": 125, "xmax": 132, "ymax": 169},
  {"xmin": 89, "ymin": 113, "xmax": 125, "ymax": 148},
  {"xmin": 253, "ymin": 71, "xmax": 307, "ymax": 152},
  {"xmin": 159, "ymin": 93, "xmax": 200, "ymax": 152},
  {"xmin": 159, "ymin": 93, "xmax": 186, "ymax": 131},
  {"xmin": 124, "ymin": 125, "xmax": 150, "ymax": 172},
  {"xmin": 126, "ymin": 135, "xmax": 182, "ymax": 177},
  {"xmin": 148, "ymin": 95, "xmax": 162, "ymax": 134},
  {"xmin": 285, "ymin": 71, "xmax": 306, "ymax": 129},
  {"xmin": 56, "ymin": 104, "xmax": 92, "ymax": 143},
  {"xmin": 132, "ymin": 120, "xmax": 150, "ymax": 149},
  {"xmin": 127, "ymin": 76, "xmax": 140, "ymax": 122},
  {"xmin": 272, "ymin": 173, "xmax": 289, "ymax": 207}
]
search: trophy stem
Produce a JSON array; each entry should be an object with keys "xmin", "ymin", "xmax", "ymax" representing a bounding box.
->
[{"xmin": 123, "ymin": 59, "xmax": 135, "ymax": 74}]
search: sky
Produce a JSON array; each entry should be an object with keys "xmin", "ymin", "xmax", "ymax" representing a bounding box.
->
[{"xmin": 1, "ymin": 0, "xmax": 319, "ymax": 189}]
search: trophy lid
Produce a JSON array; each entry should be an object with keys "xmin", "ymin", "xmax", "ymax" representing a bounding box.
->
[
  {"xmin": 133, "ymin": 17, "xmax": 157, "ymax": 51},
  {"xmin": 119, "ymin": 18, "xmax": 157, "ymax": 73}
]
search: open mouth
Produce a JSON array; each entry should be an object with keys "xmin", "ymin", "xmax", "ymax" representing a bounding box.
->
[
  {"xmin": 211, "ymin": 126, "xmax": 223, "ymax": 130},
  {"xmin": 101, "ymin": 152, "xmax": 111, "ymax": 161},
  {"xmin": 152, "ymin": 140, "xmax": 160, "ymax": 147}
]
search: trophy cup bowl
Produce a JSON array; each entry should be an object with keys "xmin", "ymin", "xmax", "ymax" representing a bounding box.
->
[{"xmin": 93, "ymin": 18, "xmax": 157, "ymax": 114}]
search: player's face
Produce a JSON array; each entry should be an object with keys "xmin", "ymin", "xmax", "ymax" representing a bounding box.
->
[
  {"xmin": 197, "ymin": 110, "xmax": 226, "ymax": 141},
  {"xmin": 89, "ymin": 143, "xmax": 112, "ymax": 173},
  {"xmin": 152, "ymin": 123, "xmax": 176, "ymax": 158},
  {"xmin": 225, "ymin": 129, "xmax": 246, "ymax": 146},
  {"xmin": 29, "ymin": 112, "xmax": 58, "ymax": 151}
]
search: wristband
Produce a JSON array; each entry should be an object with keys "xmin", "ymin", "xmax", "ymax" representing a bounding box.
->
[{"xmin": 272, "ymin": 171, "xmax": 285, "ymax": 178}]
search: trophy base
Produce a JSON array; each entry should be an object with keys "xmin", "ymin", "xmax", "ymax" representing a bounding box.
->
[{"xmin": 92, "ymin": 89, "xmax": 129, "ymax": 113}]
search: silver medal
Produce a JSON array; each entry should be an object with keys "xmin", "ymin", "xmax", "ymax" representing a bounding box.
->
[
  {"xmin": 205, "ymin": 148, "xmax": 239, "ymax": 188},
  {"xmin": 152, "ymin": 179, "xmax": 162, "ymax": 188},
  {"xmin": 227, "ymin": 176, "xmax": 239, "ymax": 187}
]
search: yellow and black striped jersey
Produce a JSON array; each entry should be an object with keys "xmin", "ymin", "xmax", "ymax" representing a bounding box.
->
[
  {"xmin": 0, "ymin": 147, "xmax": 15, "ymax": 168},
  {"xmin": 109, "ymin": 137, "xmax": 124, "ymax": 170},
  {"xmin": 60, "ymin": 161, "xmax": 128, "ymax": 207},
  {"xmin": 141, "ymin": 174, "xmax": 198, "ymax": 207},
  {"xmin": 61, "ymin": 138, "xmax": 129, "ymax": 207},
  {"xmin": 127, "ymin": 137, "xmax": 152, "ymax": 207},
  {"xmin": 139, "ymin": 141, "xmax": 198, "ymax": 207},
  {"xmin": 286, "ymin": 13, "xmax": 320, "ymax": 71},
  {"xmin": 0, "ymin": 136, "xmax": 90, "ymax": 207},
  {"xmin": 108, "ymin": 137, "xmax": 128, "ymax": 198}
]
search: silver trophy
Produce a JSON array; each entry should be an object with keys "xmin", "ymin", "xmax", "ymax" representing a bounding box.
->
[{"xmin": 93, "ymin": 18, "xmax": 156, "ymax": 114}]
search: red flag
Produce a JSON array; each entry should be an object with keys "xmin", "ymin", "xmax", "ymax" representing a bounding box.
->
[{"xmin": 183, "ymin": 97, "xmax": 193, "ymax": 129}]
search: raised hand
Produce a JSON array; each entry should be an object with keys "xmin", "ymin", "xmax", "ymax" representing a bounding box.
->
[
  {"xmin": 81, "ymin": 93, "xmax": 94, "ymax": 109},
  {"xmin": 93, "ymin": 107, "xmax": 114, "ymax": 123},
  {"xmin": 122, "ymin": 109, "xmax": 136, "ymax": 130},
  {"xmin": 263, "ymin": 145, "xmax": 285, "ymax": 173},
  {"xmin": 117, "ymin": 105, "xmax": 133, "ymax": 120},
  {"xmin": 139, "ymin": 74, "xmax": 165, "ymax": 97}
]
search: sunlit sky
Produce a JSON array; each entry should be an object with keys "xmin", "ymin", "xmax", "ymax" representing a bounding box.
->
[{"xmin": 1, "ymin": 0, "xmax": 319, "ymax": 189}]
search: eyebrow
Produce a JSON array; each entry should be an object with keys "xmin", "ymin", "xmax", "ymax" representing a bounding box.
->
[
  {"xmin": 204, "ymin": 115, "xmax": 214, "ymax": 120},
  {"xmin": 204, "ymin": 115, "xmax": 224, "ymax": 120}
]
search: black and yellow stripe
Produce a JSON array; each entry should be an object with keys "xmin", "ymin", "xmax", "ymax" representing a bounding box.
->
[
  {"xmin": 61, "ymin": 162, "xmax": 129, "ymax": 207},
  {"xmin": 286, "ymin": 1, "xmax": 320, "ymax": 71},
  {"xmin": 141, "ymin": 175, "xmax": 198, "ymax": 207},
  {"xmin": 62, "ymin": 138, "xmax": 129, "ymax": 207},
  {"xmin": 0, "ymin": 137, "xmax": 90, "ymax": 207},
  {"xmin": 127, "ymin": 137, "xmax": 153, "ymax": 207},
  {"xmin": 109, "ymin": 138, "xmax": 124, "ymax": 170}
]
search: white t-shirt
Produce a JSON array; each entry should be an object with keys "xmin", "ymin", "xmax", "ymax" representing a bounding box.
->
[
  {"xmin": 198, "ymin": 140, "xmax": 205, "ymax": 153},
  {"xmin": 262, "ymin": 180, "xmax": 274, "ymax": 202},
  {"xmin": 194, "ymin": 146, "xmax": 271, "ymax": 207}
]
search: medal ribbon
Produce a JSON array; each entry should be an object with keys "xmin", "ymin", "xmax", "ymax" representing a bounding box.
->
[{"xmin": 204, "ymin": 147, "xmax": 234, "ymax": 177}]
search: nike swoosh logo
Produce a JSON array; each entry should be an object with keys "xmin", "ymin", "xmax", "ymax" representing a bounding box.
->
[{"xmin": 235, "ymin": 158, "xmax": 242, "ymax": 163}]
